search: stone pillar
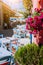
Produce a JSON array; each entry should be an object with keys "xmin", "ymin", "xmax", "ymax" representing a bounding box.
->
[{"xmin": 0, "ymin": 0, "xmax": 3, "ymax": 30}]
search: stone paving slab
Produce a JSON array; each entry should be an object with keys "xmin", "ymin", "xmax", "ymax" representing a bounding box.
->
[{"xmin": 0, "ymin": 29, "xmax": 13, "ymax": 37}]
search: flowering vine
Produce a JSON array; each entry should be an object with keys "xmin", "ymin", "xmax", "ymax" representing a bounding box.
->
[{"xmin": 26, "ymin": 8, "xmax": 43, "ymax": 33}]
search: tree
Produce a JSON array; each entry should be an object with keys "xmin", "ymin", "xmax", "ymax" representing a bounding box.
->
[
  {"xmin": 22, "ymin": 0, "xmax": 32, "ymax": 13},
  {"xmin": 19, "ymin": 11, "xmax": 30, "ymax": 18}
]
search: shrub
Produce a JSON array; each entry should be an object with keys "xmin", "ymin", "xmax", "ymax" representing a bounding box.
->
[
  {"xmin": 14, "ymin": 44, "xmax": 43, "ymax": 65},
  {"xmin": 39, "ymin": 46, "xmax": 43, "ymax": 65}
]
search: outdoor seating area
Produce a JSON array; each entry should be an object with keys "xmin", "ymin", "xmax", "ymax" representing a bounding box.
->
[
  {"xmin": 0, "ymin": 0, "xmax": 43, "ymax": 65},
  {"xmin": 0, "ymin": 24, "xmax": 33, "ymax": 64}
]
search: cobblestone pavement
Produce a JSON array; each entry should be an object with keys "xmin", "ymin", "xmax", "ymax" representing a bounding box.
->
[{"xmin": 0, "ymin": 29, "xmax": 13, "ymax": 37}]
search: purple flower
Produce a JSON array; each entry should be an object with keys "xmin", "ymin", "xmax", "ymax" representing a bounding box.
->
[
  {"xmin": 25, "ymin": 18, "xmax": 29, "ymax": 23},
  {"xmin": 29, "ymin": 17, "xmax": 33, "ymax": 22},
  {"xmin": 40, "ymin": 12, "xmax": 43, "ymax": 16},
  {"xmin": 26, "ymin": 23, "xmax": 30, "ymax": 30},
  {"xmin": 39, "ymin": 15, "xmax": 43, "ymax": 22},
  {"xmin": 42, "ymin": 24, "xmax": 43, "ymax": 28},
  {"xmin": 32, "ymin": 30, "xmax": 37, "ymax": 34},
  {"xmin": 34, "ymin": 16, "xmax": 39, "ymax": 21},
  {"xmin": 34, "ymin": 8, "xmax": 40, "ymax": 12},
  {"xmin": 26, "ymin": 8, "xmax": 43, "ymax": 31}
]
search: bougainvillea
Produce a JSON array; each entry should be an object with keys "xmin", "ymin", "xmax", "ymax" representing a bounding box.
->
[{"xmin": 26, "ymin": 8, "xmax": 43, "ymax": 33}]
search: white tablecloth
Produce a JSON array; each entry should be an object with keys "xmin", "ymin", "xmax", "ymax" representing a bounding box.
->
[
  {"xmin": 18, "ymin": 38, "xmax": 30, "ymax": 46},
  {"xmin": 0, "ymin": 47, "xmax": 12, "ymax": 59}
]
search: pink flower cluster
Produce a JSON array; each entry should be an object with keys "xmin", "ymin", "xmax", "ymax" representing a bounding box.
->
[
  {"xmin": 26, "ymin": 8, "xmax": 43, "ymax": 33},
  {"xmin": 34, "ymin": 8, "xmax": 43, "ymax": 13}
]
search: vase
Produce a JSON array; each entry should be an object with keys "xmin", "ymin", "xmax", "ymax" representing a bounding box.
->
[{"xmin": 34, "ymin": 30, "xmax": 43, "ymax": 46}]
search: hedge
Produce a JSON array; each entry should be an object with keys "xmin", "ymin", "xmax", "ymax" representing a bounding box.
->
[{"xmin": 14, "ymin": 44, "xmax": 43, "ymax": 65}]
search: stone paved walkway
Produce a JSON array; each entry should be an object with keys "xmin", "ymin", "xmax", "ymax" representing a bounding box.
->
[{"xmin": 0, "ymin": 29, "xmax": 13, "ymax": 37}]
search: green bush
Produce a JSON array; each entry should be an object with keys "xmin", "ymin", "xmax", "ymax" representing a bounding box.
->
[
  {"xmin": 39, "ymin": 46, "xmax": 43, "ymax": 65},
  {"xmin": 15, "ymin": 44, "xmax": 43, "ymax": 65}
]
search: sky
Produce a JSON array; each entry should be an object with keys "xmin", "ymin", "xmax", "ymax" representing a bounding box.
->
[{"xmin": 2, "ymin": 0, "xmax": 25, "ymax": 11}]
